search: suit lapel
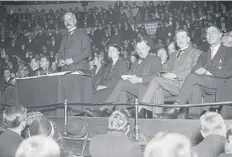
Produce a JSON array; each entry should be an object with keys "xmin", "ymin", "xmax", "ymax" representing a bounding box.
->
[{"xmin": 211, "ymin": 44, "xmax": 225, "ymax": 64}]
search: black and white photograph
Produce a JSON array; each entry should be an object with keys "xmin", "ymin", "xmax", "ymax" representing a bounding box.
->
[{"xmin": 0, "ymin": 1, "xmax": 232, "ymax": 157}]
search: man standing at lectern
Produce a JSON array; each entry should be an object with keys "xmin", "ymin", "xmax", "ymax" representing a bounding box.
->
[{"xmin": 58, "ymin": 12, "xmax": 91, "ymax": 71}]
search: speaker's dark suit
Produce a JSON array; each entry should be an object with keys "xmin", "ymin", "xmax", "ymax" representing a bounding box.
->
[
  {"xmin": 93, "ymin": 57, "xmax": 128, "ymax": 104},
  {"xmin": 106, "ymin": 54, "xmax": 161, "ymax": 106},
  {"xmin": 175, "ymin": 44, "xmax": 232, "ymax": 109},
  {"xmin": 58, "ymin": 28, "xmax": 91, "ymax": 71}
]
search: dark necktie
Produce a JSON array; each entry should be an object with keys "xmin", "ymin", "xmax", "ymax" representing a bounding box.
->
[{"xmin": 176, "ymin": 48, "xmax": 187, "ymax": 58}]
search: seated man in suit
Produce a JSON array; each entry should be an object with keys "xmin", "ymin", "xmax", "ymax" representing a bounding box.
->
[
  {"xmin": 161, "ymin": 26, "xmax": 232, "ymax": 119},
  {"xmin": 193, "ymin": 112, "xmax": 226, "ymax": 157},
  {"xmin": 39, "ymin": 56, "xmax": 52, "ymax": 75},
  {"xmin": 141, "ymin": 30, "xmax": 202, "ymax": 116},
  {"xmin": 28, "ymin": 57, "xmax": 40, "ymax": 77},
  {"xmin": 104, "ymin": 39, "xmax": 161, "ymax": 113},
  {"xmin": 89, "ymin": 110, "xmax": 141, "ymax": 157},
  {"xmin": 0, "ymin": 105, "xmax": 27, "ymax": 157},
  {"xmin": 92, "ymin": 44, "xmax": 128, "ymax": 104}
]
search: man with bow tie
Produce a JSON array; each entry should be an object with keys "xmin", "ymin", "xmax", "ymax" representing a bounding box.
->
[
  {"xmin": 58, "ymin": 12, "xmax": 91, "ymax": 71},
  {"xmin": 101, "ymin": 40, "xmax": 161, "ymax": 114},
  {"xmin": 140, "ymin": 29, "xmax": 202, "ymax": 117},
  {"xmin": 161, "ymin": 26, "xmax": 232, "ymax": 119}
]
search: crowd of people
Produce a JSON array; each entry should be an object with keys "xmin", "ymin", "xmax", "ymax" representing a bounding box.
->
[
  {"xmin": 0, "ymin": 1, "xmax": 231, "ymax": 86},
  {"xmin": 1, "ymin": 105, "xmax": 232, "ymax": 157},
  {"xmin": 1, "ymin": 1, "xmax": 232, "ymax": 157}
]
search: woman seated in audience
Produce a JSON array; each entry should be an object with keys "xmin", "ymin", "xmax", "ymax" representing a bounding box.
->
[
  {"xmin": 167, "ymin": 41, "xmax": 176, "ymax": 55},
  {"xmin": 157, "ymin": 48, "xmax": 169, "ymax": 65},
  {"xmin": 92, "ymin": 51, "xmax": 106, "ymax": 90},
  {"xmin": 92, "ymin": 44, "xmax": 128, "ymax": 104},
  {"xmin": 89, "ymin": 110, "xmax": 141, "ymax": 157},
  {"xmin": 27, "ymin": 117, "xmax": 72, "ymax": 157}
]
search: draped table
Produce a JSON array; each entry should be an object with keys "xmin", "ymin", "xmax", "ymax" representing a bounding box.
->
[{"xmin": 13, "ymin": 73, "xmax": 93, "ymax": 116}]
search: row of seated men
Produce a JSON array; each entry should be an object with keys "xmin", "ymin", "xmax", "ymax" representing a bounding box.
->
[
  {"xmin": 88, "ymin": 25, "xmax": 232, "ymax": 119},
  {"xmin": 3, "ymin": 25, "xmax": 232, "ymax": 119},
  {"xmin": 0, "ymin": 105, "xmax": 232, "ymax": 157}
]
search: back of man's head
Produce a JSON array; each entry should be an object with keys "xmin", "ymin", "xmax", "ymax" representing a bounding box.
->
[
  {"xmin": 3, "ymin": 105, "xmax": 27, "ymax": 129},
  {"xmin": 144, "ymin": 132, "xmax": 196, "ymax": 157},
  {"xmin": 15, "ymin": 135, "xmax": 60, "ymax": 157},
  {"xmin": 200, "ymin": 112, "xmax": 226, "ymax": 138}
]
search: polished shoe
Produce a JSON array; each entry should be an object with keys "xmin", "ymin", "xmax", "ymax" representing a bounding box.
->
[
  {"xmin": 85, "ymin": 108, "xmax": 111, "ymax": 117},
  {"xmin": 153, "ymin": 108, "xmax": 186, "ymax": 119}
]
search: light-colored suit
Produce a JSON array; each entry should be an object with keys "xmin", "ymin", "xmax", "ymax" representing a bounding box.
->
[
  {"xmin": 141, "ymin": 46, "xmax": 202, "ymax": 111},
  {"xmin": 176, "ymin": 44, "xmax": 232, "ymax": 108}
]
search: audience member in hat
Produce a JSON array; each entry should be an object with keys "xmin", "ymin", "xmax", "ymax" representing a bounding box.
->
[
  {"xmin": 27, "ymin": 117, "xmax": 72, "ymax": 157},
  {"xmin": 144, "ymin": 132, "xmax": 197, "ymax": 157},
  {"xmin": 193, "ymin": 112, "xmax": 226, "ymax": 157},
  {"xmin": 89, "ymin": 110, "xmax": 141, "ymax": 157},
  {"xmin": 0, "ymin": 105, "xmax": 27, "ymax": 157},
  {"xmin": 15, "ymin": 135, "xmax": 61, "ymax": 157}
]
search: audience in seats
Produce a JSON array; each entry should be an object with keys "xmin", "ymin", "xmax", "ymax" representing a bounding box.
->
[
  {"xmin": 104, "ymin": 39, "xmax": 161, "ymax": 116},
  {"xmin": 193, "ymin": 112, "xmax": 226, "ymax": 157},
  {"xmin": 144, "ymin": 132, "xmax": 197, "ymax": 157},
  {"xmin": 92, "ymin": 44, "xmax": 128, "ymax": 105},
  {"xmin": 160, "ymin": 26, "xmax": 232, "ymax": 119},
  {"xmin": 89, "ymin": 110, "xmax": 141, "ymax": 157},
  {"xmin": 141, "ymin": 30, "xmax": 202, "ymax": 117},
  {"xmin": 0, "ymin": 105, "xmax": 27, "ymax": 157},
  {"xmin": 15, "ymin": 135, "xmax": 61, "ymax": 157}
]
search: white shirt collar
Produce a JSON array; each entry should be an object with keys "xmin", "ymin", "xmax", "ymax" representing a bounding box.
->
[
  {"xmin": 210, "ymin": 43, "xmax": 221, "ymax": 59},
  {"xmin": 210, "ymin": 43, "xmax": 221, "ymax": 51},
  {"xmin": 68, "ymin": 26, "xmax": 76, "ymax": 35},
  {"xmin": 179, "ymin": 44, "xmax": 189, "ymax": 51}
]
